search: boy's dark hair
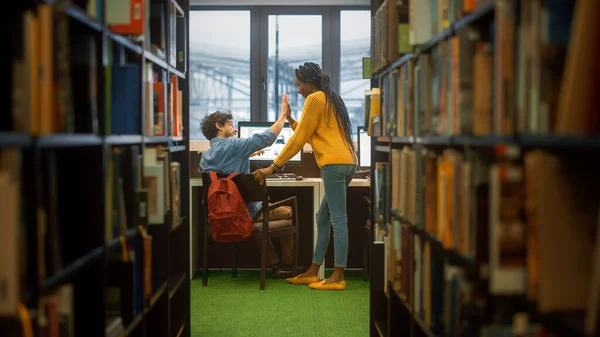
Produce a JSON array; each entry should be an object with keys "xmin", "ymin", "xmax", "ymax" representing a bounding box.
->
[{"xmin": 200, "ymin": 111, "xmax": 233, "ymax": 140}]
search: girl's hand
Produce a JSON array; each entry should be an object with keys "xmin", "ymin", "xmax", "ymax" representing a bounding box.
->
[
  {"xmin": 281, "ymin": 93, "xmax": 292, "ymax": 120},
  {"xmin": 253, "ymin": 165, "xmax": 275, "ymax": 185}
]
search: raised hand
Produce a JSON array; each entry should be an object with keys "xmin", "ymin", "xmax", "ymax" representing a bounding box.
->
[{"xmin": 280, "ymin": 93, "xmax": 291, "ymax": 120}]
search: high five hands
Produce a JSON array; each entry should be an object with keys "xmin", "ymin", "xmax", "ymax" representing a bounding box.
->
[
  {"xmin": 253, "ymin": 94, "xmax": 291, "ymax": 184},
  {"xmin": 281, "ymin": 93, "xmax": 291, "ymax": 121}
]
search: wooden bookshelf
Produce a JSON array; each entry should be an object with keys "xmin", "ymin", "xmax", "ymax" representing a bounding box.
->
[
  {"xmin": 368, "ymin": 0, "xmax": 600, "ymax": 337},
  {"xmin": 2, "ymin": 0, "xmax": 191, "ymax": 336}
]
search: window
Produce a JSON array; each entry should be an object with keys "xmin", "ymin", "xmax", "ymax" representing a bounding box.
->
[
  {"xmin": 267, "ymin": 15, "xmax": 322, "ymax": 122},
  {"xmin": 189, "ymin": 11, "xmax": 251, "ymax": 140},
  {"xmin": 340, "ymin": 10, "xmax": 371, "ymax": 138},
  {"xmin": 188, "ymin": 7, "xmax": 371, "ymax": 147}
]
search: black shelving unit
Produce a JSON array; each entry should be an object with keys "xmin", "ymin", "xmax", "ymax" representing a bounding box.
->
[
  {"xmin": 2, "ymin": 0, "xmax": 191, "ymax": 336},
  {"xmin": 374, "ymin": 134, "xmax": 600, "ymax": 151},
  {"xmin": 368, "ymin": 1, "xmax": 599, "ymax": 337}
]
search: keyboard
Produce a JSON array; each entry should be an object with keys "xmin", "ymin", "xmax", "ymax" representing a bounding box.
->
[{"xmin": 265, "ymin": 173, "xmax": 299, "ymax": 180}]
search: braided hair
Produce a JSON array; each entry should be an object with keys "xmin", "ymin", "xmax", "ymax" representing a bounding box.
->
[{"xmin": 295, "ymin": 62, "xmax": 355, "ymax": 153}]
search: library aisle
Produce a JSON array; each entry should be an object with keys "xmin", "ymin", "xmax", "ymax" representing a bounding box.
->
[{"xmin": 190, "ymin": 271, "xmax": 369, "ymax": 337}]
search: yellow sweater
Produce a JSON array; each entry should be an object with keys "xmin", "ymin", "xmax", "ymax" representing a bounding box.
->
[{"xmin": 274, "ymin": 91, "xmax": 356, "ymax": 168}]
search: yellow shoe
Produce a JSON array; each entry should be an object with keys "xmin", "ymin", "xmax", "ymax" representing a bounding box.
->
[
  {"xmin": 308, "ymin": 279, "xmax": 346, "ymax": 290},
  {"xmin": 286, "ymin": 275, "xmax": 319, "ymax": 285}
]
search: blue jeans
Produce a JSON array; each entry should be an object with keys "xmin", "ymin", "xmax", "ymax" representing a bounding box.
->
[{"xmin": 312, "ymin": 164, "xmax": 357, "ymax": 269}]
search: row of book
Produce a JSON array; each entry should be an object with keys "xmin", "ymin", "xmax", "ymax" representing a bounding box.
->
[
  {"xmin": 371, "ymin": 0, "xmax": 487, "ymax": 72},
  {"xmin": 0, "ymin": 144, "xmax": 181, "ymax": 334},
  {"xmin": 8, "ymin": 0, "xmax": 185, "ymax": 136},
  {"xmin": 366, "ymin": 0, "xmax": 597, "ymax": 138},
  {"xmin": 98, "ymin": 0, "xmax": 184, "ymax": 70},
  {"xmin": 106, "ymin": 58, "xmax": 184, "ymax": 137},
  {"xmin": 106, "ymin": 144, "xmax": 182, "ymax": 244},
  {"xmin": 372, "ymin": 145, "xmax": 600, "ymax": 335}
]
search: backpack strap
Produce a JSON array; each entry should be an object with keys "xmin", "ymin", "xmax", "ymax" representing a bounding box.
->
[
  {"xmin": 227, "ymin": 172, "xmax": 241, "ymax": 180},
  {"xmin": 209, "ymin": 171, "xmax": 218, "ymax": 182}
]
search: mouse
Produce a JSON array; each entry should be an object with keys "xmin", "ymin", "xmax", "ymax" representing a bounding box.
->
[{"xmin": 295, "ymin": 175, "xmax": 303, "ymax": 181}]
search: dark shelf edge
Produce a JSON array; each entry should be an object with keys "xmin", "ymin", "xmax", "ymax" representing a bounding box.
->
[
  {"xmin": 174, "ymin": 322, "xmax": 186, "ymax": 337},
  {"xmin": 390, "ymin": 136, "xmax": 414, "ymax": 144},
  {"xmin": 452, "ymin": 1, "xmax": 496, "ymax": 31},
  {"xmin": 119, "ymin": 312, "xmax": 143, "ymax": 337},
  {"xmin": 170, "ymin": 0, "xmax": 185, "ymax": 17},
  {"xmin": 374, "ymin": 319, "xmax": 387, "ymax": 337},
  {"xmin": 145, "ymin": 136, "xmax": 185, "ymax": 144},
  {"xmin": 169, "ymin": 274, "xmax": 186, "ymax": 299},
  {"xmin": 106, "ymin": 30, "xmax": 144, "ymax": 54},
  {"xmin": 37, "ymin": 134, "xmax": 103, "ymax": 147},
  {"xmin": 420, "ymin": 28, "xmax": 452, "ymax": 54},
  {"xmin": 64, "ymin": 4, "xmax": 103, "ymax": 32},
  {"xmin": 106, "ymin": 135, "xmax": 144, "ymax": 145},
  {"xmin": 145, "ymin": 136, "xmax": 169, "ymax": 144},
  {"xmin": 40, "ymin": 246, "xmax": 105, "ymax": 293},
  {"xmin": 414, "ymin": 135, "xmax": 452, "ymax": 146},
  {"xmin": 516, "ymin": 133, "xmax": 600, "ymax": 149},
  {"xmin": 374, "ymin": 53, "xmax": 414, "ymax": 79},
  {"xmin": 374, "ymin": 145, "xmax": 390, "ymax": 153},
  {"xmin": 107, "ymin": 228, "xmax": 138, "ymax": 251},
  {"xmin": 169, "ymin": 145, "xmax": 187, "ymax": 153},
  {"xmin": 145, "ymin": 51, "xmax": 169, "ymax": 70},
  {"xmin": 170, "ymin": 67, "xmax": 186, "ymax": 79},
  {"xmin": 414, "ymin": 313, "xmax": 437, "ymax": 337},
  {"xmin": 0, "ymin": 132, "xmax": 33, "ymax": 147},
  {"xmin": 16, "ymin": 134, "xmax": 191, "ymax": 147},
  {"xmin": 366, "ymin": 134, "xmax": 600, "ymax": 149},
  {"xmin": 148, "ymin": 281, "xmax": 169, "ymax": 311}
]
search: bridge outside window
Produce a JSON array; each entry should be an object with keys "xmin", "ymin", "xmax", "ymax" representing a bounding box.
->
[
  {"xmin": 340, "ymin": 10, "xmax": 371, "ymax": 141},
  {"xmin": 189, "ymin": 11, "xmax": 251, "ymax": 141},
  {"xmin": 188, "ymin": 9, "xmax": 371, "ymax": 143}
]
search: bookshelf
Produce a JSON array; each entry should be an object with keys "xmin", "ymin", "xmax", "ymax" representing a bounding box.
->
[
  {"xmin": 367, "ymin": 0, "xmax": 600, "ymax": 337},
  {"xmin": 2, "ymin": 0, "xmax": 191, "ymax": 336}
]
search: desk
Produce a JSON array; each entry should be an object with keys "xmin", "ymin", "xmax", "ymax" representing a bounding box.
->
[{"xmin": 189, "ymin": 178, "xmax": 370, "ymax": 280}]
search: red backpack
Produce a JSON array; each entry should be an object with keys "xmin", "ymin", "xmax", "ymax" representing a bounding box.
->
[{"xmin": 206, "ymin": 172, "xmax": 254, "ymax": 242}]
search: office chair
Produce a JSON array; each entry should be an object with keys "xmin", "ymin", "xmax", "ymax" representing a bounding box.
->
[{"xmin": 199, "ymin": 172, "xmax": 299, "ymax": 290}]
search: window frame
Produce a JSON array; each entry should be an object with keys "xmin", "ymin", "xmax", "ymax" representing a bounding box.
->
[{"xmin": 189, "ymin": 5, "xmax": 369, "ymax": 145}]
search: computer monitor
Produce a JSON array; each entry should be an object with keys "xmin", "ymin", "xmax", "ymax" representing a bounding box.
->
[
  {"xmin": 357, "ymin": 126, "xmax": 371, "ymax": 168},
  {"xmin": 237, "ymin": 121, "xmax": 303, "ymax": 164}
]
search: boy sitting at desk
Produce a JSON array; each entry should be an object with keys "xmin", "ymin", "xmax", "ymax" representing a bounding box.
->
[{"xmin": 199, "ymin": 110, "xmax": 295, "ymax": 276}]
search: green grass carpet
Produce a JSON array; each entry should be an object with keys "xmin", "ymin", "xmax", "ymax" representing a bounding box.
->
[{"xmin": 190, "ymin": 270, "xmax": 370, "ymax": 337}]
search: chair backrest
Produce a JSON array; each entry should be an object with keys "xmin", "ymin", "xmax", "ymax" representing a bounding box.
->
[{"xmin": 200, "ymin": 172, "xmax": 269, "ymax": 206}]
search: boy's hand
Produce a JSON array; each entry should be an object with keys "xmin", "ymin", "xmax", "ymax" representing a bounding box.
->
[{"xmin": 250, "ymin": 150, "xmax": 265, "ymax": 158}]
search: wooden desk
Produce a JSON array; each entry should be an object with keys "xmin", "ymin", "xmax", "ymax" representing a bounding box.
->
[{"xmin": 189, "ymin": 178, "xmax": 370, "ymax": 280}]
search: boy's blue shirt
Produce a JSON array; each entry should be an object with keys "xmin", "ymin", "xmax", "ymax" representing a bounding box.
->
[{"xmin": 199, "ymin": 129, "xmax": 277, "ymax": 218}]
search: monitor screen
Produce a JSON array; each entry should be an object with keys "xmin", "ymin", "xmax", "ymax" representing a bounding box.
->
[
  {"xmin": 237, "ymin": 122, "xmax": 302, "ymax": 163},
  {"xmin": 358, "ymin": 126, "xmax": 371, "ymax": 168}
]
